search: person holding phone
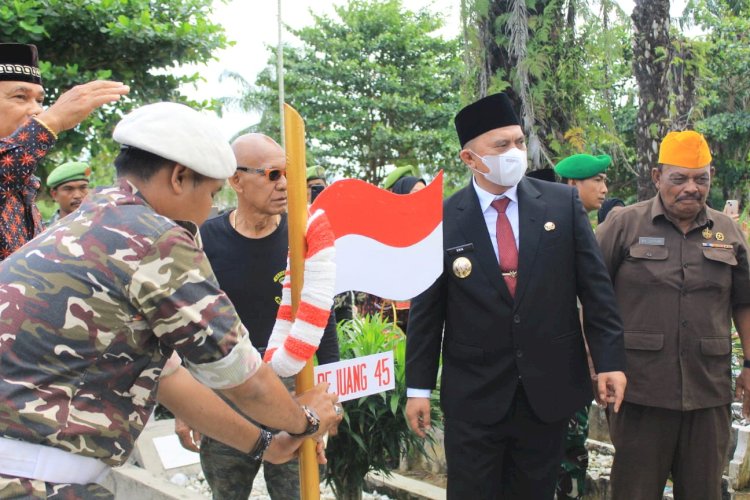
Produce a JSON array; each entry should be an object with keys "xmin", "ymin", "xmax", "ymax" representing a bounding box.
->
[
  {"xmin": 725, "ymin": 199, "xmax": 740, "ymax": 222},
  {"xmin": 306, "ymin": 165, "xmax": 327, "ymax": 204}
]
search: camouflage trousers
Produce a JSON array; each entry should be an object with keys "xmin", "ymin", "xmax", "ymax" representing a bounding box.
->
[
  {"xmin": 200, "ymin": 435, "xmax": 300, "ymax": 500},
  {"xmin": 200, "ymin": 374, "xmax": 302, "ymax": 500},
  {"xmin": 556, "ymin": 405, "xmax": 590, "ymax": 500},
  {"xmin": 0, "ymin": 474, "xmax": 112, "ymax": 499}
]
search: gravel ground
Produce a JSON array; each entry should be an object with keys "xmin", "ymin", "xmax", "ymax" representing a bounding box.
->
[{"xmin": 170, "ymin": 468, "xmax": 393, "ymax": 499}]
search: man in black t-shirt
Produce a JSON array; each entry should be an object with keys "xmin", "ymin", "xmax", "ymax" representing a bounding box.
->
[{"xmin": 176, "ymin": 133, "xmax": 339, "ymax": 500}]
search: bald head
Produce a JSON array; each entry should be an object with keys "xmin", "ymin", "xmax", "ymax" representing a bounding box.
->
[
  {"xmin": 229, "ymin": 133, "xmax": 287, "ymax": 216},
  {"xmin": 231, "ymin": 133, "xmax": 285, "ymax": 167}
]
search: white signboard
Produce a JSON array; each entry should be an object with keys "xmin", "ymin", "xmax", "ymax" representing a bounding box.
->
[
  {"xmin": 314, "ymin": 351, "xmax": 395, "ymax": 402},
  {"xmin": 152, "ymin": 434, "xmax": 200, "ymax": 469}
]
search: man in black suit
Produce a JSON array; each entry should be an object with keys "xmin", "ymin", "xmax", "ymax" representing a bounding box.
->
[{"xmin": 404, "ymin": 93, "xmax": 627, "ymax": 499}]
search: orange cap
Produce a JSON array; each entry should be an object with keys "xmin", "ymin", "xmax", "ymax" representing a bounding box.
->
[{"xmin": 658, "ymin": 131, "xmax": 712, "ymax": 169}]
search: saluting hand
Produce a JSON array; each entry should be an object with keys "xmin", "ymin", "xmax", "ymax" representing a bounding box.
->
[
  {"xmin": 597, "ymin": 371, "xmax": 627, "ymax": 412},
  {"xmin": 36, "ymin": 80, "xmax": 130, "ymax": 134}
]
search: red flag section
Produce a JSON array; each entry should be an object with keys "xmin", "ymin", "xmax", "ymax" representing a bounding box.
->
[
  {"xmin": 309, "ymin": 171, "xmax": 443, "ymax": 301},
  {"xmin": 311, "ymin": 171, "xmax": 443, "ymax": 247}
]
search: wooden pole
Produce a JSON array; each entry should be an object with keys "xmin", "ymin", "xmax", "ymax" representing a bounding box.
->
[{"xmin": 283, "ymin": 103, "xmax": 319, "ymax": 499}]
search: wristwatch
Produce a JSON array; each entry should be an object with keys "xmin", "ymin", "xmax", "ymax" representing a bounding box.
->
[{"xmin": 289, "ymin": 405, "xmax": 320, "ymax": 437}]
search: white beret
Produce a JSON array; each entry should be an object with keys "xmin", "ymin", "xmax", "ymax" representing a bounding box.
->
[{"xmin": 113, "ymin": 102, "xmax": 236, "ymax": 179}]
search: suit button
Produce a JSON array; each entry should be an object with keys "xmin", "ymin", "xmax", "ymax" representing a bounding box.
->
[
  {"xmin": 681, "ymin": 320, "xmax": 688, "ymax": 327},
  {"xmin": 516, "ymin": 349, "xmax": 523, "ymax": 358},
  {"xmin": 513, "ymin": 315, "xmax": 521, "ymax": 324}
]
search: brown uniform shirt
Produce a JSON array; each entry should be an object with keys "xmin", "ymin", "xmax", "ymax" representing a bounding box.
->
[{"xmin": 596, "ymin": 196, "xmax": 750, "ymax": 410}]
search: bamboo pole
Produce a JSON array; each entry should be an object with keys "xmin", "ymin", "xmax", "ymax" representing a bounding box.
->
[{"xmin": 283, "ymin": 103, "xmax": 319, "ymax": 499}]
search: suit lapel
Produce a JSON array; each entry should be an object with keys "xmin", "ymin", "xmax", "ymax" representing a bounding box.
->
[
  {"xmin": 454, "ymin": 184, "xmax": 514, "ymax": 305},
  {"xmin": 515, "ymin": 178, "xmax": 546, "ymax": 304}
]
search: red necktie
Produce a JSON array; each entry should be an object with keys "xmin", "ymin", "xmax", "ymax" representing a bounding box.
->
[{"xmin": 491, "ymin": 197, "xmax": 518, "ymax": 297}]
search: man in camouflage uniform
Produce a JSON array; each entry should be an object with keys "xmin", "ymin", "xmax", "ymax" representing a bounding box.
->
[{"xmin": 0, "ymin": 102, "xmax": 339, "ymax": 499}]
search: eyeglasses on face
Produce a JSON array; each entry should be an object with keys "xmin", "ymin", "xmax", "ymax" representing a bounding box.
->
[{"xmin": 236, "ymin": 166, "xmax": 287, "ymax": 181}]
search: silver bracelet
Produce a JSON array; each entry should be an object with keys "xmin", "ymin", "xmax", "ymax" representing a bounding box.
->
[{"xmin": 248, "ymin": 429, "xmax": 274, "ymax": 461}]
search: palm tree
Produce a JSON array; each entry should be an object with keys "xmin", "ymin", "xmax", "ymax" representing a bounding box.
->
[{"xmin": 631, "ymin": 0, "xmax": 671, "ymax": 200}]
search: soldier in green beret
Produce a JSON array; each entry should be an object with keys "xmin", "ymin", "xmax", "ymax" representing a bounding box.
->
[
  {"xmin": 382, "ymin": 164, "xmax": 424, "ymax": 192},
  {"xmin": 553, "ymin": 153, "xmax": 611, "ymax": 499},
  {"xmin": 46, "ymin": 161, "xmax": 91, "ymax": 224},
  {"xmin": 306, "ymin": 166, "xmax": 327, "ymax": 204},
  {"xmin": 554, "ymin": 154, "xmax": 611, "ymax": 213}
]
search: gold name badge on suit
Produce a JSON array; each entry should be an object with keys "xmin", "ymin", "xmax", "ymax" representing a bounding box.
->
[{"xmin": 452, "ymin": 256, "xmax": 472, "ymax": 278}]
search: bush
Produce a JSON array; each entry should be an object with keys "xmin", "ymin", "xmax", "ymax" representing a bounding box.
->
[{"xmin": 324, "ymin": 315, "xmax": 441, "ymax": 500}]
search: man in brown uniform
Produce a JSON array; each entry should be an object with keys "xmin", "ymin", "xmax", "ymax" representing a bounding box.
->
[{"xmin": 596, "ymin": 130, "xmax": 750, "ymax": 500}]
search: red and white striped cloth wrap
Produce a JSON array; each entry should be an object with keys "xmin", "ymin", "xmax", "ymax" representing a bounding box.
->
[{"xmin": 264, "ymin": 209, "xmax": 336, "ymax": 377}]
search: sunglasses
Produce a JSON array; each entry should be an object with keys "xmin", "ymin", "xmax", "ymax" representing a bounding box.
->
[{"xmin": 236, "ymin": 166, "xmax": 287, "ymax": 181}]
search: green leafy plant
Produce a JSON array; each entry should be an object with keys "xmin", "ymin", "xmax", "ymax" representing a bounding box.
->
[{"xmin": 324, "ymin": 314, "xmax": 441, "ymax": 500}]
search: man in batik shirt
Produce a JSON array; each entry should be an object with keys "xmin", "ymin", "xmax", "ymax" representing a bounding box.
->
[{"xmin": 0, "ymin": 42, "xmax": 128, "ymax": 260}]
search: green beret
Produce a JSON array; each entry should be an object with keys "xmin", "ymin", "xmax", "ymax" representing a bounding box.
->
[
  {"xmin": 306, "ymin": 166, "xmax": 326, "ymax": 181},
  {"xmin": 554, "ymin": 154, "xmax": 611, "ymax": 180},
  {"xmin": 383, "ymin": 165, "xmax": 419, "ymax": 190},
  {"xmin": 47, "ymin": 161, "xmax": 91, "ymax": 188}
]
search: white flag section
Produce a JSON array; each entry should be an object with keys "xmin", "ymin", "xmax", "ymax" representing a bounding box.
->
[
  {"xmin": 333, "ymin": 225, "xmax": 442, "ymax": 300},
  {"xmin": 311, "ymin": 171, "xmax": 444, "ymax": 301},
  {"xmin": 314, "ymin": 351, "xmax": 395, "ymax": 402}
]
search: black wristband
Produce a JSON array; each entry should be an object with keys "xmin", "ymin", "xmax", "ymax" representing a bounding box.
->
[
  {"xmin": 743, "ymin": 359, "xmax": 750, "ymax": 369},
  {"xmin": 248, "ymin": 429, "xmax": 273, "ymax": 461}
]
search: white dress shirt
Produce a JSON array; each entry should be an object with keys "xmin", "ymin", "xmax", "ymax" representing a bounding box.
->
[{"xmin": 407, "ymin": 178, "xmax": 521, "ymax": 398}]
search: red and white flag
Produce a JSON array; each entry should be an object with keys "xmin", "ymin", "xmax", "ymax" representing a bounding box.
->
[{"xmin": 310, "ymin": 171, "xmax": 443, "ymax": 300}]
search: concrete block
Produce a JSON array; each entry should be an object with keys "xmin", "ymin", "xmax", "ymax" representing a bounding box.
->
[
  {"xmin": 106, "ymin": 464, "xmax": 205, "ymax": 500},
  {"xmin": 368, "ymin": 471, "xmax": 446, "ymax": 500},
  {"xmin": 729, "ymin": 424, "xmax": 750, "ymax": 490},
  {"xmin": 588, "ymin": 404, "xmax": 611, "ymax": 444}
]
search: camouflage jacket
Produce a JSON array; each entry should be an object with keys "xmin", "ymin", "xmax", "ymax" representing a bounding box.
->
[
  {"xmin": 0, "ymin": 118, "xmax": 53, "ymax": 260},
  {"xmin": 0, "ymin": 179, "xmax": 261, "ymax": 467}
]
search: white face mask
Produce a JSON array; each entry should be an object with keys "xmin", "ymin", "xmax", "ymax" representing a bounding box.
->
[{"xmin": 469, "ymin": 148, "xmax": 528, "ymax": 187}]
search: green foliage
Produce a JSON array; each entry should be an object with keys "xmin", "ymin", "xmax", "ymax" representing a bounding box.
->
[
  {"xmin": 686, "ymin": 0, "xmax": 750, "ymax": 201},
  {"xmin": 325, "ymin": 315, "xmax": 440, "ymax": 499},
  {"xmin": 1, "ymin": 0, "xmax": 229, "ymax": 190},
  {"xmin": 461, "ymin": 0, "xmax": 638, "ymax": 198},
  {"xmin": 226, "ymin": 0, "xmax": 464, "ymax": 190}
]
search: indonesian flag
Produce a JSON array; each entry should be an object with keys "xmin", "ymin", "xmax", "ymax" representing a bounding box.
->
[{"xmin": 310, "ymin": 171, "xmax": 443, "ymax": 300}]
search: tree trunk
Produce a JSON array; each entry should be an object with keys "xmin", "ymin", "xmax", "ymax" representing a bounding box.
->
[
  {"xmin": 670, "ymin": 37, "xmax": 697, "ymax": 130},
  {"xmin": 632, "ymin": 0, "xmax": 671, "ymax": 201}
]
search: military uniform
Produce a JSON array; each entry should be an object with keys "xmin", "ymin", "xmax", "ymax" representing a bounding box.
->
[
  {"xmin": 0, "ymin": 118, "xmax": 54, "ymax": 260},
  {"xmin": 0, "ymin": 179, "xmax": 261, "ymax": 497},
  {"xmin": 596, "ymin": 196, "xmax": 750, "ymax": 499},
  {"xmin": 553, "ymin": 153, "xmax": 612, "ymax": 499}
]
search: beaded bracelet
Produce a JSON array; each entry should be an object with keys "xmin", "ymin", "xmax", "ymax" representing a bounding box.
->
[{"xmin": 248, "ymin": 429, "xmax": 274, "ymax": 461}]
